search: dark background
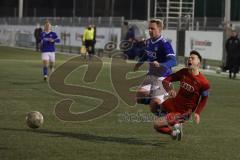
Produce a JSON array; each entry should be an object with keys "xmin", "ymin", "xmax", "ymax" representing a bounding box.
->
[{"xmin": 0, "ymin": 0, "xmax": 240, "ymax": 20}]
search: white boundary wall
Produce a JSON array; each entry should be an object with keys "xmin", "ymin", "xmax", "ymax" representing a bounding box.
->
[
  {"xmin": 0, "ymin": 25, "xmax": 121, "ymax": 49},
  {"xmin": 0, "ymin": 24, "xmax": 224, "ymax": 61}
]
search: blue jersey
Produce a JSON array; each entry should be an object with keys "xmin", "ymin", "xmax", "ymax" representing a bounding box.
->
[
  {"xmin": 139, "ymin": 36, "xmax": 176, "ymax": 77},
  {"xmin": 40, "ymin": 31, "xmax": 60, "ymax": 52}
]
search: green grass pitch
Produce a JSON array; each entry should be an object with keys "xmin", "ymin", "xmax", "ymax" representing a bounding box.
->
[{"xmin": 0, "ymin": 46, "xmax": 240, "ymax": 160}]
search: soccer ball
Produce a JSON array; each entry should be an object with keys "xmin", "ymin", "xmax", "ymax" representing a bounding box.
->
[
  {"xmin": 26, "ymin": 111, "xmax": 44, "ymax": 129},
  {"xmin": 216, "ymin": 67, "xmax": 221, "ymax": 74}
]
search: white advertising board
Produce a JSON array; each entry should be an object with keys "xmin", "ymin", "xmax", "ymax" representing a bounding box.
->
[{"xmin": 185, "ymin": 31, "xmax": 223, "ymax": 60}]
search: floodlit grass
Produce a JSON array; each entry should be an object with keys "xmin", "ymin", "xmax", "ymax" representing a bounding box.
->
[{"xmin": 0, "ymin": 46, "xmax": 240, "ymax": 160}]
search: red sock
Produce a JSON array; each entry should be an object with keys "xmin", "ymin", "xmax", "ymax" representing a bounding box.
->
[{"xmin": 155, "ymin": 126, "xmax": 172, "ymax": 135}]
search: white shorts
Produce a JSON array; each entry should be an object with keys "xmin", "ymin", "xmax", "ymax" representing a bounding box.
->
[
  {"xmin": 41, "ymin": 52, "xmax": 55, "ymax": 62},
  {"xmin": 140, "ymin": 75, "xmax": 168, "ymax": 102}
]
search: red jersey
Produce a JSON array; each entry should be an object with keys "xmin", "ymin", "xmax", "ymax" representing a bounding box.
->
[{"xmin": 163, "ymin": 68, "xmax": 210, "ymax": 114}]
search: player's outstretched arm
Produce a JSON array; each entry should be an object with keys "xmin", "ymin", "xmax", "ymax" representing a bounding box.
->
[
  {"xmin": 133, "ymin": 52, "xmax": 147, "ymax": 71},
  {"xmin": 162, "ymin": 71, "xmax": 182, "ymax": 97},
  {"xmin": 194, "ymin": 95, "xmax": 208, "ymax": 124},
  {"xmin": 52, "ymin": 33, "xmax": 60, "ymax": 43},
  {"xmin": 162, "ymin": 79, "xmax": 176, "ymax": 98},
  {"xmin": 133, "ymin": 62, "xmax": 143, "ymax": 71},
  {"xmin": 194, "ymin": 113, "xmax": 200, "ymax": 124}
]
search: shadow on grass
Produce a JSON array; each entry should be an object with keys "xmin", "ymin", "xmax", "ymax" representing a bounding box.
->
[
  {"xmin": 11, "ymin": 81, "xmax": 44, "ymax": 85},
  {"xmin": 0, "ymin": 146, "xmax": 10, "ymax": 150},
  {"xmin": 0, "ymin": 127, "xmax": 166, "ymax": 147}
]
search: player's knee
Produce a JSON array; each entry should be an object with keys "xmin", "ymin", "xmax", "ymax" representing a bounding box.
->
[
  {"xmin": 153, "ymin": 118, "xmax": 164, "ymax": 130},
  {"xmin": 43, "ymin": 60, "xmax": 48, "ymax": 66},
  {"xmin": 153, "ymin": 121, "xmax": 159, "ymax": 131},
  {"xmin": 149, "ymin": 103, "xmax": 157, "ymax": 113},
  {"xmin": 151, "ymin": 98, "xmax": 162, "ymax": 105}
]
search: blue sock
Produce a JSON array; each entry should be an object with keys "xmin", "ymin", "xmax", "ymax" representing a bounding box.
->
[
  {"xmin": 138, "ymin": 98, "xmax": 151, "ymax": 105},
  {"xmin": 43, "ymin": 66, "xmax": 48, "ymax": 76},
  {"xmin": 143, "ymin": 98, "xmax": 151, "ymax": 105},
  {"xmin": 152, "ymin": 105, "xmax": 167, "ymax": 117}
]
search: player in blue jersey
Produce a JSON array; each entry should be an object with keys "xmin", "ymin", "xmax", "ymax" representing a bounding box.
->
[
  {"xmin": 40, "ymin": 21, "xmax": 60, "ymax": 81},
  {"xmin": 133, "ymin": 19, "xmax": 176, "ymax": 116}
]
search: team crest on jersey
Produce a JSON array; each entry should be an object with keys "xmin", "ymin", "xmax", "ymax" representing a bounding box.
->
[
  {"xmin": 180, "ymin": 82, "xmax": 194, "ymax": 92},
  {"xmin": 145, "ymin": 50, "xmax": 157, "ymax": 59},
  {"xmin": 154, "ymin": 46, "xmax": 158, "ymax": 51}
]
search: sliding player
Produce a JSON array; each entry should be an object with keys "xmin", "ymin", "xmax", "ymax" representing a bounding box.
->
[
  {"xmin": 154, "ymin": 50, "xmax": 210, "ymax": 140},
  {"xmin": 40, "ymin": 21, "xmax": 60, "ymax": 81}
]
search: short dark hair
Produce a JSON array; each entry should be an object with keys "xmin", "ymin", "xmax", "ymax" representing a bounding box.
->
[{"xmin": 190, "ymin": 50, "xmax": 202, "ymax": 62}]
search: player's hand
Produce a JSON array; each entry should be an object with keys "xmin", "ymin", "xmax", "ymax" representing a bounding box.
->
[
  {"xmin": 152, "ymin": 61, "xmax": 160, "ymax": 67},
  {"xmin": 49, "ymin": 38, "xmax": 55, "ymax": 42},
  {"xmin": 168, "ymin": 89, "xmax": 176, "ymax": 98},
  {"xmin": 194, "ymin": 113, "xmax": 200, "ymax": 124}
]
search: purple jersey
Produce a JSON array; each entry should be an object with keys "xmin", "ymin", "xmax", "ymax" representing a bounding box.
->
[
  {"xmin": 139, "ymin": 36, "xmax": 176, "ymax": 77},
  {"xmin": 40, "ymin": 31, "xmax": 60, "ymax": 52}
]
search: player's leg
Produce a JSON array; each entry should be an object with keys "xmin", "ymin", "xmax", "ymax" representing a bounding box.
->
[
  {"xmin": 153, "ymin": 100, "xmax": 176, "ymax": 133},
  {"xmin": 136, "ymin": 86, "xmax": 150, "ymax": 105},
  {"xmin": 149, "ymin": 77, "xmax": 168, "ymax": 115},
  {"xmin": 149, "ymin": 98, "xmax": 166, "ymax": 116},
  {"xmin": 90, "ymin": 40, "xmax": 94, "ymax": 55},
  {"xmin": 41, "ymin": 52, "xmax": 49, "ymax": 81},
  {"xmin": 153, "ymin": 99, "xmax": 184, "ymax": 140},
  {"xmin": 153, "ymin": 112, "xmax": 183, "ymax": 140},
  {"xmin": 86, "ymin": 40, "xmax": 93, "ymax": 59},
  {"xmin": 136, "ymin": 75, "xmax": 153, "ymax": 105},
  {"xmin": 49, "ymin": 52, "xmax": 55, "ymax": 73},
  {"xmin": 85, "ymin": 40, "xmax": 90, "ymax": 54}
]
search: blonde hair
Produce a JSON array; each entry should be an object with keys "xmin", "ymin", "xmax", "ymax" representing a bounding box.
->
[
  {"xmin": 149, "ymin": 18, "xmax": 164, "ymax": 28},
  {"xmin": 44, "ymin": 20, "xmax": 52, "ymax": 30}
]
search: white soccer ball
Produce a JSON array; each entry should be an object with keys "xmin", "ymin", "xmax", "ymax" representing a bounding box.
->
[
  {"xmin": 216, "ymin": 67, "xmax": 221, "ymax": 74},
  {"xmin": 26, "ymin": 111, "xmax": 44, "ymax": 129}
]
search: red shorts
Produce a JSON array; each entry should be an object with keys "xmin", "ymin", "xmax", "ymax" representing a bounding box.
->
[
  {"xmin": 162, "ymin": 98, "xmax": 185, "ymax": 113},
  {"xmin": 162, "ymin": 98, "xmax": 191, "ymax": 125}
]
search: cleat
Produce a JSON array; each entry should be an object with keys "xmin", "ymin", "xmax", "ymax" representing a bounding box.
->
[
  {"xmin": 171, "ymin": 129, "xmax": 180, "ymax": 140},
  {"xmin": 43, "ymin": 75, "xmax": 48, "ymax": 81},
  {"xmin": 177, "ymin": 123, "xmax": 183, "ymax": 141},
  {"xmin": 171, "ymin": 123, "xmax": 183, "ymax": 141}
]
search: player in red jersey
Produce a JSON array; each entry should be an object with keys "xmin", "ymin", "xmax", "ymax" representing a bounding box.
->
[{"xmin": 153, "ymin": 50, "xmax": 210, "ymax": 140}]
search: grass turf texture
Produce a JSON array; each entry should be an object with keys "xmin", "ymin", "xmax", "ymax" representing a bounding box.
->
[{"xmin": 0, "ymin": 46, "xmax": 240, "ymax": 160}]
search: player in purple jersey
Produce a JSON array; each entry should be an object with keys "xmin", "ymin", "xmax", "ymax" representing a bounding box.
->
[
  {"xmin": 133, "ymin": 19, "xmax": 176, "ymax": 116},
  {"xmin": 40, "ymin": 21, "xmax": 60, "ymax": 81}
]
